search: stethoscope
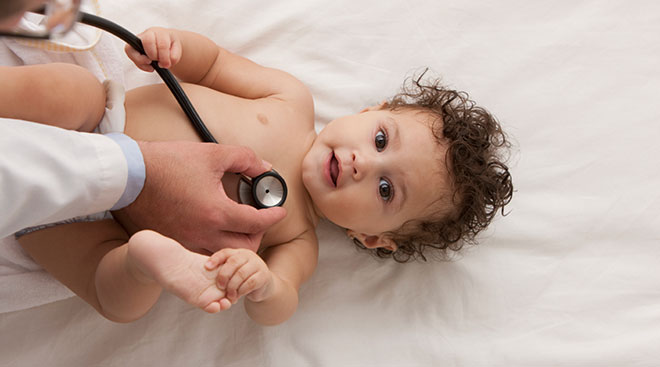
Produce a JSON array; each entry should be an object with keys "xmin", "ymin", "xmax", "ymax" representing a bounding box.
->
[
  {"xmin": 1, "ymin": 7, "xmax": 287, "ymax": 209},
  {"xmin": 83, "ymin": 13, "xmax": 288, "ymax": 209}
]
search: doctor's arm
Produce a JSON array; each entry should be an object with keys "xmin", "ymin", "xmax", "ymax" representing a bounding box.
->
[
  {"xmin": 0, "ymin": 119, "xmax": 130, "ymax": 238},
  {"xmin": 0, "ymin": 119, "xmax": 285, "ymax": 250}
]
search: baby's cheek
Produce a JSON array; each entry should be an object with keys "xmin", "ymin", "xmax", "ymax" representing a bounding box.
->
[{"xmin": 334, "ymin": 199, "xmax": 375, "ymax": 230}]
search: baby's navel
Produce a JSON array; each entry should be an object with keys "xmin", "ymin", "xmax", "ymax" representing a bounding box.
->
[{"xmin": 257, "ymin": 113, "xmax": 269, "ymax": 125}]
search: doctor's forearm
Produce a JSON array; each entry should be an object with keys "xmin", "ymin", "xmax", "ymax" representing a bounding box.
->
[{"xmin": 0, "ymin": 120, "xmax": 128, "ymax": 237}]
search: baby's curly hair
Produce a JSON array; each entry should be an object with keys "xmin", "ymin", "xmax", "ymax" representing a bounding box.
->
[{"xmin": 358, "ymin": 70, "xmax": 513, "ymax": 262}]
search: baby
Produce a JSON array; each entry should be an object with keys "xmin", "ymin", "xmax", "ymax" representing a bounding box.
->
[{"xmin": 5, "ymin": 27, "xmax": 513, "ymax": 325}]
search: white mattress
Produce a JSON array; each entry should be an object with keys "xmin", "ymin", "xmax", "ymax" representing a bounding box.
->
[{"xmin": 2, "ymin": 0, "xmax": 660, "ymax": 365}]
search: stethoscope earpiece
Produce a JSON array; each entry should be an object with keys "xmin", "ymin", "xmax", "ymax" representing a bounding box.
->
[{"xmin": 238, "ymin": 170, "xmax": 287, "ymax": 209}]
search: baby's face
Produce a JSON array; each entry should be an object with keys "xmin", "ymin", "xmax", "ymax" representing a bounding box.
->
[{"xmin": 302, "ymin": 106, "xmax": 448, "ymax": 242}]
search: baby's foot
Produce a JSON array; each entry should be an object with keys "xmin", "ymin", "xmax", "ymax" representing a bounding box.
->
[{"xmin": 126, "ymin": 230, "xmax": 230, "ymax": 313}]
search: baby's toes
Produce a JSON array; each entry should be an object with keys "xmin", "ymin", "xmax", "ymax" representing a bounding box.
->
[
  {"xmin": 219, "ymin": 298, "xmax": 232, "ymax": 311},
  {"xmin": 202, "ymin": 301, "xmax": 221, "ymax": 314},
  {"xmin": 198, "ymin": 286, "xmax": 226, "ymax": 313}
]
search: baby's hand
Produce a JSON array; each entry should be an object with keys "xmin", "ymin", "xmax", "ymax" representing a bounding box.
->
[
  {"xmin": 124, "ymin": 27, "xmax": 182, "ymax": 72},
  {"xmin": 205, "ymin": 248, "xmax": 274, "ymax": 309}
]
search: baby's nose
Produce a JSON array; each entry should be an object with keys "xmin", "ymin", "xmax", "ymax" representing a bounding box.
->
[{"xmin": 351, "ymin": 151, "xmax": 374, "ymax": 181}]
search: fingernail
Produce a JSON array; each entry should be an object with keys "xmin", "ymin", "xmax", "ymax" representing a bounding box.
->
[{"xmin": 262, "ymin": 160, "xmax": 272, "ymax": 170}]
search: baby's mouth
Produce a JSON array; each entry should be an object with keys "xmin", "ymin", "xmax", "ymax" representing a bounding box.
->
[{"xmin": 330, "ymin": 152, "xmax": 339, "ymax": 187}]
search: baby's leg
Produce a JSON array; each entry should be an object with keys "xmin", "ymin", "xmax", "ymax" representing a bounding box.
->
[
  {"xmin": 18, "ymin": 219, "xmax": 158, "ymax": 322},
  {"xmin": 105, "ymin": 230, "xmax": 230, "ymax": 317},
  {"xmin": 0, "ymin": 63, "xmax": 105, "ymax": 132},
  {"xmin": 18, "ymin": 219, "xmax": 131, "ymax": 316},
  {"xmin": 20, "ymin": 222, "xmax": 228, "ymax": 323}
]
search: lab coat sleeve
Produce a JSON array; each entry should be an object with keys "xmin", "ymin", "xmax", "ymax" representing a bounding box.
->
[{"xmin": 0, "ymin": 118, "xmax": 131, "ymax": 238}]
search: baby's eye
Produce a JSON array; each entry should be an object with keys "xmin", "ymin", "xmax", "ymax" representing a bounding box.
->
[
  {"xmin": 379, "ymin": 178, "xmax": 393, "ymax": 202},
  {"xmin": 375, "ymin": 129, "xmax": 387, "ymax": 152}
]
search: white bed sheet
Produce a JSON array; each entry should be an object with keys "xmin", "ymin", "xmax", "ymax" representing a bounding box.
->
[{"xmin": 2, "ymin": 0, "xmax": 660, "ymax": 365}]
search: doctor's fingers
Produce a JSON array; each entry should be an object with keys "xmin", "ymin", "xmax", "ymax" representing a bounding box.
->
[
  {"xmin": 218, "ymin": 200, "xmax": 287, "ymax": 234},
  {"xmin": 212, "ymin": 144, "xmax": 272, "ymax": 178},
  {"xmin": 205, "ymin": 230, "xmax": 263, "ymax": 253}
]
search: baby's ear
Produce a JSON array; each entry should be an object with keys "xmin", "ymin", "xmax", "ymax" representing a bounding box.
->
[
  {"xmin": 346, "ymin": 229, "xmax": 398, "ymax": 252},
  {"xmin": 359, "ymin": 100, "xmax": 389, "ymax": 113}
]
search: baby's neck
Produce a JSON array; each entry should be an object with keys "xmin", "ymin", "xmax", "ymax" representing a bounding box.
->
[{"xmin": 299, "ymin": 177, "xmax": 324, "ymax": 227}]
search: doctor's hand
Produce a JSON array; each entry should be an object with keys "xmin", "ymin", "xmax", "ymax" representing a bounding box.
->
[
  {"xmin": 125, "ymin": 27, "xmax": 181, "ymax": 71},
  {"xmin": 118, "ymin": 140, "xmax": 287, "ymax": 254}
]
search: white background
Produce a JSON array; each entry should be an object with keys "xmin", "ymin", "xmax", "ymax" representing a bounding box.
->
[{"xmin": 2, "ymin": 0, "xmax": 660, "ymax": 365}]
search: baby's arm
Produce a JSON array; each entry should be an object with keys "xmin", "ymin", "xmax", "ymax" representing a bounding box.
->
[
  {"xmin": 126, "ymin": 28, "xmax": 312, "ymax": 112},
  {"xmin": 207, "ymin": 230, "xmax": 318, "ymax": 325},
  {"xmin": 0, "ymin": 63, "xmax": 106, "ymax": 132}
]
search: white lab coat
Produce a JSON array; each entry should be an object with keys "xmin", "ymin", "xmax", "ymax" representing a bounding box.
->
[{"xmin": 0, "ymin": 118, "xmax": 128, "ymax": 238}]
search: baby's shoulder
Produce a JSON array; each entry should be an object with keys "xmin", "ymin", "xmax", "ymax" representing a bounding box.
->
[
  {"xmin": 261, "ymin": 222, "xmax": 319, "ymax": 271},
  {"xmin": 264, "ymin": 71, "xmax": 314, "ymax": 123},
  {"xmin": 262, "ymin": 198, "xmax": 318, "ymax": 250}
]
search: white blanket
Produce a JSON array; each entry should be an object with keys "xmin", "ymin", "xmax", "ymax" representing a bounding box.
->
[{"xmin": 2, "ymin": 0, "xmax": 660, "ymax": 365}]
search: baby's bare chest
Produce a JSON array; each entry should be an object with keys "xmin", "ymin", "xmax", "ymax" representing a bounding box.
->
[
  {"xmin": 124, "ymin": 82, "xmax": 318, "ymax": 249},
  {"xmin": 127, "ymin": 83, "xmax": 311, "ymax": 159}
]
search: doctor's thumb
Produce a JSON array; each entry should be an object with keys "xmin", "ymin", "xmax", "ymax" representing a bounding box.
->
[
  {"xmin": 252, "ymin": 206, "xmax": 287, "ymax": 231},
  {"xmin": 223, "ymin": 197, "xmax": 287, "ymax": 233}
]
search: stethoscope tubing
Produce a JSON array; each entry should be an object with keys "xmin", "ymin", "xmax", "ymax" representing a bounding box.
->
[
  {"xmin": 79, "ymin": 12, "xmax": 218, "ymax": 144},
  {"xmin": 79, "ymin": 12, "xmax": 287, "ymax": 209}
]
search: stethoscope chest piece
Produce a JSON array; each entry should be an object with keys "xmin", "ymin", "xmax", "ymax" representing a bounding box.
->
[{"xmin": 238, "ymin": 170, "xmax": 288, "ymax": 209}]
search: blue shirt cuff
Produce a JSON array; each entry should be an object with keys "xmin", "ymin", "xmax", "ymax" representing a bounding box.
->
[{"xmin": 105, "ymin": 133, "xmax": 146, "ymax": 210}]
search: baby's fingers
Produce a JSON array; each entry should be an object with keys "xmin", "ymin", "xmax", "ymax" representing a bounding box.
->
[
  {"xmin": 140, "ymin": 28, "xmax": 180, "ymax": 69},
  {"xmin": 138, "ymin": 29, "xmax": 159, "ymax": 64},
  {"xmin": 169, "ymin": 39, "xmax": 182, "ymax": 68},
  {"xmin": 215, "ymin": 253, "xmax": 249, "ymax": 290},
  {"xmin": 154, "ymin": 32, "xmax": 172, "ymax": 68},
  {"xmin": 237, "ymin": 271, "xmax": 271, "ymax": 302},
  {"xmin": 205, "ymin": 248, "xmax": 234, "ymax": 270},
  {"xmin": 124, "ymin": 44, "xmax": 154, "ymax": 72},
  {"xmin": 225, "ymin": 262, "xmax": 261, "ymax": 302}
]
